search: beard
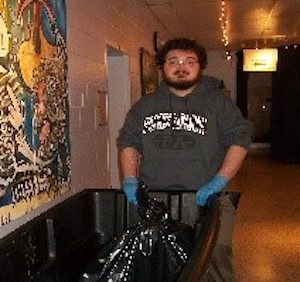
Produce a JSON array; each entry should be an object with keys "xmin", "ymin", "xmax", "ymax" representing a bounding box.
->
[{"xmin": 163, "ymin": 69, "xmax": 201, "ymax": 90}]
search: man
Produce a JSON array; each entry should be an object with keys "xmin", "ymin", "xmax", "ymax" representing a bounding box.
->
[{"xmin": 118, "ymin": 38, "xmax": 252, "ymax": 206}]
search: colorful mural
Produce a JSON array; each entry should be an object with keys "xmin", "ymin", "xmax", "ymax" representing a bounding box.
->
[{"xmin": 0, "ymin": 0, "xmax": 69, "ymax": 226}]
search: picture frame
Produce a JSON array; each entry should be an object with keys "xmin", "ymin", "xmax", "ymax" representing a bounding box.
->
[
  {"xmin": 140, "ymin": 47, "xmax": 159, "ymax": 95},
  {"xmin": 153, "ymin": 31, "xmax": 159, "ymax": 52},
  {"xmin": 224, "ymin": 90, "xmax": 231, "ymax": 98}
]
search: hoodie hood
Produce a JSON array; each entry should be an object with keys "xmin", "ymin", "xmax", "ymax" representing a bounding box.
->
[{"xmin": 157, "ymin": 75, "xmax": 222, "ymax": 123}]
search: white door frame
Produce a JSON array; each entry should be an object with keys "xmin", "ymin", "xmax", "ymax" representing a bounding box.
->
[{"xmin": 106, "ymin": 45, "xmax": 130, "ymax": 188}]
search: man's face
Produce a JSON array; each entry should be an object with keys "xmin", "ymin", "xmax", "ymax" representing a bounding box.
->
[{"xmin": 162, "ymin": 49, "xmax": 201, "ymax": 90}]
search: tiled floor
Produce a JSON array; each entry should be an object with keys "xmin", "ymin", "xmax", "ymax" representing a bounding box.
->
[{"xmin": 228, "ymin": 152, "xmax": 300, "ymax": 282}]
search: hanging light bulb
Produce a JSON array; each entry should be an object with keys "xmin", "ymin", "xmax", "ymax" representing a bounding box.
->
[{"xmin": 219, "ymin": 0, "xmax": 231, "ymax": 60}]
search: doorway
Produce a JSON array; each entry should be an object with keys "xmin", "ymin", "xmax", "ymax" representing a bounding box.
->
[
  {"xmin": 107, "ymin": 46, "xmax": 130, "ymax": 188},
  {"xmin": 247, "ymin": 72, "xmax": 272, "ymax": 145}
]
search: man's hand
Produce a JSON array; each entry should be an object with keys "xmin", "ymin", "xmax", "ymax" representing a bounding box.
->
[
  {"xmin": 196, "ymin": 175, "xmax": 229, "ymax": 206},
  {"xmin": 122, "ymin": 176, "xmax": 138, "ymax": 205}
]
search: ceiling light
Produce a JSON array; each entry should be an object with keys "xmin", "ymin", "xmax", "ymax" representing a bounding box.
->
[{"xmin": 243, "ymin": 49, "xmax": 278, "ymax": 72}]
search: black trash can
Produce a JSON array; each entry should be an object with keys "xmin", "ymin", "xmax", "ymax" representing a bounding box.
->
[{"xmin": 79, "ymin": 189, "xmax": 238, "ymax": 282}]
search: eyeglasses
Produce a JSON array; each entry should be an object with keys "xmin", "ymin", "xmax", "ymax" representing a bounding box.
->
[{"xmin": 164, "ymin": 57, "xmax": 199, "ymax": 67}]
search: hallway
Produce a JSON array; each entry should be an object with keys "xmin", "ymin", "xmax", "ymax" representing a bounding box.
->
[{"xmin": 229, "ymin": 152, "xmax": 300, "ymax": 282}]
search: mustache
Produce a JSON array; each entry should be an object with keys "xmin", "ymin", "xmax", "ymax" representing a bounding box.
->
[{"xmin": 174, "ymin": 70, "xmax": 189, "ymax": 75}]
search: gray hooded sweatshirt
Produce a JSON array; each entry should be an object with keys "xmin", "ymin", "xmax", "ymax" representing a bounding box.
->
[{"xmin": 118, "ymin": 75, "xmax": 252, "ymax": 190}]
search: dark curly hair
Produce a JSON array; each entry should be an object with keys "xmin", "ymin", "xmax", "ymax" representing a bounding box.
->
[{"xmin": 155, "ymin": 38, "xmax": 207, "ymax": 69}]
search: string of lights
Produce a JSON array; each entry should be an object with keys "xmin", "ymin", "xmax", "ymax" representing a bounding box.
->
[{"xmin": 219, "ymin": 0, "xmax": 231, "ymax": 60}]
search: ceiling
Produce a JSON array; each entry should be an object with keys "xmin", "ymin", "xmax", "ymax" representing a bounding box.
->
[{"xmin": 144, "ymin": 0, "xmax": 300, "ymax": 51}]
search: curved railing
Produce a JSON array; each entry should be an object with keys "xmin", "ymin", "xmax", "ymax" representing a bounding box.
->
[{"xmin": 178, "ymin": 197, "xmax": 221, "ymax": 281}]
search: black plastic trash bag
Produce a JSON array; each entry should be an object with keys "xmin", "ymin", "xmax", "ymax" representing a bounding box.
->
[{"xmin": 98, "ymin": 186, "xmax": 195, "ymax": 282}]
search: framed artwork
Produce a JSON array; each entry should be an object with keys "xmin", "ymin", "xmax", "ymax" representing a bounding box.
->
[
  {"xmin": 152, "ymin": 31, "xmax": 164, "ymax": 53},
  {"xmin": 153, "ymin": 31, "xmax": 159, "ymax": 52},
  {"xmin": 140, "ymin": 47, "xmax": 159, "ymax": 95},
  {"xmin": 0, "ymin": 0, "xmax": 70, "ymax": 226},
  {"xmin": 224, "ymin": 90, "xmax": 231, "ymax": 98}
]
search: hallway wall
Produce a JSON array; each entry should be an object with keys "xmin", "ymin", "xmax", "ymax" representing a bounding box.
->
[
  {"xmin": 1, "ymin": 1, "xmax": 240, "ymax": 239},
  {"xmin": 68, "ymin": 0, "xmax": 171, "ymax": 191},
  {"xmin": 0, "ymin": 0, "xmax": 171, "ymax": 238},
  {"xmin": 204, "ymin": 51, "xmax": 237, "ymax": 101}
]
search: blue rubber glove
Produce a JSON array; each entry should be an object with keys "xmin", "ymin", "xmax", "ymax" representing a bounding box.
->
[
  {"xmin": 196, "ymin": 175, "xmax": 229, "ymax": 206},
  {"xmin": 122, "ymin": 176, "xmax": 138, "ymax": 205}
]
